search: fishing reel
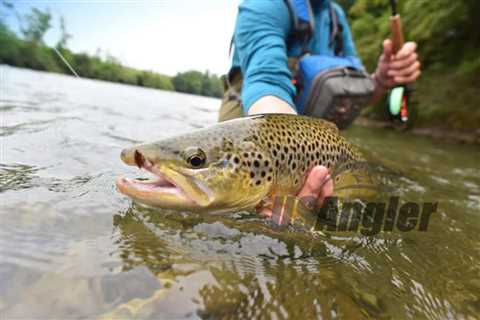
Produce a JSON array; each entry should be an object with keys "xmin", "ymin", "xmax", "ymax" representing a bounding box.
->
[{"xmin": 386, "ymin": 85, "xmax": 415, "ymax": 128}]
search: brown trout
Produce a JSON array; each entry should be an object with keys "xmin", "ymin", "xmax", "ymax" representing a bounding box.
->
[{"xmin": 116, "ymin": 114, "xmax": 364, "ymax": 213}]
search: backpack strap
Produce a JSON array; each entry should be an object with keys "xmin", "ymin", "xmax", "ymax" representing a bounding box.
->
[
  {"xmin": 328, "ymin": 2, "xmax": 344, "ymax": 56},
  {"xmin": 285, "ymin": 0, "xmax": 344, "ymax": 57},
  {"xmin": 285, "ymin": 0, "xmax": 315, "ymax": 54}
]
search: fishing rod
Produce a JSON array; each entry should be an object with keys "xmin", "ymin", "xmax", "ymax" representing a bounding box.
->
[
  {"xmin": 387, "ymin": 0, "xmax": 412, "ymax": 126},
  {"xmin": 53, "ymin": 47, "xmax": 80, "ymax": 78}
]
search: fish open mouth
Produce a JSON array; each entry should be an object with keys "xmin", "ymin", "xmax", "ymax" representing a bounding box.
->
[{"xmin": 116, "ymin": 150, "xmax": 193, "ymax": 207}]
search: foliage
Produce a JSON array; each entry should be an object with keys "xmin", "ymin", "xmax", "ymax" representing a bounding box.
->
[
  {"xmin": 0, "ymin": 6, "xmax": 222, "ymax": 98},
  {"xmin": 347, "ymin": 0, "xmax": 480, "ymax": 130},
  {"xmin": 172, "ymin": 70, "xmax": 223, "ymax": 97},
  {"xmin": 335, "ymin": 0, "xmax": 355, "ymax": 12},
  {"xmin": 56, "ymin": 16, "xmax": 71, "ymax": 49},
  {"xmin": 21, "ymin": 7, "xmax": 51, "ymax": 44}
]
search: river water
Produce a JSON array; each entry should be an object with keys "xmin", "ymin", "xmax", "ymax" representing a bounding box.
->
[{"xmin": 1, "ymin": 66, "xmax": 479, "ymax": 319}]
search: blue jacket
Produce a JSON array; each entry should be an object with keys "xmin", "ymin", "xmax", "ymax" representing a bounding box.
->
[{"xmin": 231, "ymin": 0, "xmax": 360, "ymax": 113}]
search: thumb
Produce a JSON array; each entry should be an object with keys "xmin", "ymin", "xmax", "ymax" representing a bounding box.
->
[{"xmin": 382, "ymin": 39, "xmax": 393, "ymax": 61}]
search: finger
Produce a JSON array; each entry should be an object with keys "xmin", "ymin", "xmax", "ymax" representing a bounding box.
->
[
  {"xmin": 298, "ymin": 166, "xmax": 330, "ymax": 210},
  {"xmin": 297, "ymin": 165, "xmax": 329, "ymax": 199},
  {"xmin": 259, "ymin": 207, "xmax": 272, "ymax": 218},
  {"xmin": 382, "ymin": 39, "xmax": 393, "ymax": 62},
  {"xmin": 394, "ymin": 42, "xmax": 417, "ymax": 60},
  {"xmin": 256, "ymin": 199, "xmax": 273, "ymax": 218},
  {"xmin": 388, "ymin": 61, "xmax": 421, "ymax": 78},
  {"xmin": 394, "ymin": 70, "xmax": 421, "ymax": 84},
  {"xmin": 264, "ymin": 166, "xmax": 331, "ymax": 220},
  {"xmin": 316, "ymin": 175, "xmax": 334, "ymax": 207},
  {"xmin": 389, "ymin": 53, "xmax": 418, "ymax": 70}
]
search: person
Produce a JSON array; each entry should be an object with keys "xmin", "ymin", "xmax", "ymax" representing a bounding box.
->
[{"xmin": 219, "ymin": 0, "xmax": 421, "ymax": 216}]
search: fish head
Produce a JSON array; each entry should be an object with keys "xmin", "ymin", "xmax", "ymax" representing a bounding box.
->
[{"xmin": 116, "ymin": 131, "xmax": 273, "ymax": 213}]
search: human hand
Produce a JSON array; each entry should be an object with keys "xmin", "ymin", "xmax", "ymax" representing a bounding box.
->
[
  {"xmin": 374, "ymin": 39, "xmax": 421, "ymax": 90},
  {"xmin": 259, "ymin": 165, "xmax": 334, "ymax": 219}
]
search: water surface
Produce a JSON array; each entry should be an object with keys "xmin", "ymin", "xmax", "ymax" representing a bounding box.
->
[{"xmin": 1, "ymin": 66, "xmax": 479, "ymax": 319}]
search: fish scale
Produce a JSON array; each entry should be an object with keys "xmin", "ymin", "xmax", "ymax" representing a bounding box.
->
[{"xmin": 212, "ymin": 114, "xmax": 363, "ymax": 194}]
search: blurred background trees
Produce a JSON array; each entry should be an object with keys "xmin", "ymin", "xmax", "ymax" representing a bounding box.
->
[
  {"xmin": 0, "ymin": 3, "xmax": 223, "ymax": 98},
  {"xmin": 172, "ymin": 71, "xmax": 223, "ymax": 97},
  {"xmin": 20, "ymin": 7, "xmax": 51, "ymax": 44},
  {"xmin": 348, "ymin": 0, "xmax": 480, "ymax": 129}
]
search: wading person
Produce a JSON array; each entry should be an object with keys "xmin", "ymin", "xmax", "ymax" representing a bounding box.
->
[{"xmin": 219, "ymin": 0, "xmax": 420, "ymax": 214}]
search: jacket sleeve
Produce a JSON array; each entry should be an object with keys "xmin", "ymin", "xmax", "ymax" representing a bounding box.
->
[{"xmin": 234, "ymin": 0, "xmax": 297, "ymax": 113}]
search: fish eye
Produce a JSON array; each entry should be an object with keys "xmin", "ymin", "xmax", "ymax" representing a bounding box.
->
[
  {"xmin": 184, "ymin": 147, "xmax": 206, "ymax": 168},
  {"xmin": 188, "ymin": 154, "xmax": 205, "ymax": 168}
]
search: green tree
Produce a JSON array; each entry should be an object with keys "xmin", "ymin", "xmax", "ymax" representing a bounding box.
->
[
  {"xmin": 201, "ymin": 70, "xmax": 213, "ymax": 96},
  {"xmin": 172, "ymin": 70, "xmax": 223, "ymax": 97},
  {"xmin": 172, "ymin": 71, "xmax": 203, "ymax": 95},
  {"xmin": 0, "ymin": 21, "xmax": 21, "ymax": 65},
  {"xmin": 56, "ymin": 16, "xmax": 71, "ymax": 49},
  {"xmin": 21, "ymin": 7, "xmax": 51, "ymax": 44}
]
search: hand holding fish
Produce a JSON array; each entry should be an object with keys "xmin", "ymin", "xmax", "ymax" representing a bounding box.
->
[{"xmin": 258, "ymin": 165, "xmax": 334, "ymax": 218}]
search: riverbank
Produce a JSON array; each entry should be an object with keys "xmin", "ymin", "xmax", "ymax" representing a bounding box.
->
[
  {"xmin": 356, "ymin": 117, "xmax": 480, "ymax": 145},
  {"xmin": 357, "ymin": 67, "xmax": 480, "ymax": 145},
  {"xmin": 0, "ymin": 20, "xmax": 223, "ymax": 98}
]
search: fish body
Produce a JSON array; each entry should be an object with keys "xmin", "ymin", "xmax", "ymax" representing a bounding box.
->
[{"xmin": 116, "ymin": 114, "xmax": 364, "ymax": 213}]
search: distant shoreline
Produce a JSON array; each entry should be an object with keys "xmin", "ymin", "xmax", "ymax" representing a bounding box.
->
[
  {"xmin": 0, "ymin": 64, "xmax": 223, "ymax": 101},
  {"xmin": 0, "ymin": 20, "xmax": 224, "ymax": 99}
]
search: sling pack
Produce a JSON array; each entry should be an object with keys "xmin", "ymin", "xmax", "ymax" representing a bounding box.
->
[{"xmin": 286, "ymin": 0, "xmax": 374, "ymax": 129}]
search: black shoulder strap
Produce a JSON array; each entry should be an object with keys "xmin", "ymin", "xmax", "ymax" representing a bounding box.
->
[
  {"xmin": 328, "ymin": 2, "xmax": 344, "ymax": 56},
  {"xmin": 285, "ymin": 0, "xmax": 344, "ymax": 56},
  {"xmin": 285, "ymin": 0, "xmax": 315, "ymax": 54}
]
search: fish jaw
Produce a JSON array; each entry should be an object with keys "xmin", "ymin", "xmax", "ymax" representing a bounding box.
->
[
  {"xmin": 116, "ymin": 175, "xmax": 196, "ymax": 209},
  {"xmin": 116, "ymin": 151, "xmax": 214, "ymax": 210}
]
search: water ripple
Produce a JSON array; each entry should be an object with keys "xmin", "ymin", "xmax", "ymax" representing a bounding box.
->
[{"xmin": 0, "ymin": 116, "xmax": 83, "ymax": 137}]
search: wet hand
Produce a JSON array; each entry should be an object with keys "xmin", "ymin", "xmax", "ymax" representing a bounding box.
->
[
  {"xmin": 374, "ymin": 39, "xmax": 421, "ymax": 89},
  {"xmin": 259, "ymin": 165, "xmax": 334, "ymax": 218}
]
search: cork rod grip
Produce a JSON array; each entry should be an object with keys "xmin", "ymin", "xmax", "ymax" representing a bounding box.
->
[{"xmin": 390, "ymin": 14, "xmax": 405, "ymax": 54}]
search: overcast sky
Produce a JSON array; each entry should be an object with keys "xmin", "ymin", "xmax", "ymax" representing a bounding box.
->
[{"xmin": 5, "ymin": 0, "xmax": 241, "ymax": 76}]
